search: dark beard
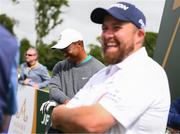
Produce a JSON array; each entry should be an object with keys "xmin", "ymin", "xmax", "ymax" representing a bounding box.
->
[{"xmin": 103, "ymin": 44, "xmax": 134, "ymax": 65}]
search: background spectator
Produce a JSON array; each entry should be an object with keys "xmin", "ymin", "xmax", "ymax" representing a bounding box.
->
[
  {"xmin": 167, "ymin": 98, "xmax": 180, "ymax": 132},
  {"xmin": 18, "ymin": 47, "xmax": 50, "ymax": 89},
  {"xmin": 0, "ymin": 24, "xmax": 19, "ymax": 132}
]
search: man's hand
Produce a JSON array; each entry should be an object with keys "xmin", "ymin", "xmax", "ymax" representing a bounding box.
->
[
  {"xmin": 23, "ymin": 78, "xmax": 31, "ymax": 85},
  {"xmin": 63, "ymin": 99, "xmax": 69, "ymax": 104},
  {"xmin": 40, "ymin": 100, "xmax": 58, "ymax": 114},
  {"xmin": 33, "ymin": 83, "xmax": 39, "ymax": 89}
]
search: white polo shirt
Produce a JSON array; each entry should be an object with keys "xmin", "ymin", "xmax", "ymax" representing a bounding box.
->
[{"xmin": 66, "ymin": 47, "xmax": 170, "ymax": 134}]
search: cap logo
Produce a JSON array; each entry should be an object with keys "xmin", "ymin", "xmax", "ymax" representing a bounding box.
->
[
  {"xmin": 138, "ymin": 19, "xmax": 145, "ymax": 28},
  {"xmin": 109, "ymin": 3, "xmax": 129, "ymax": 10}
]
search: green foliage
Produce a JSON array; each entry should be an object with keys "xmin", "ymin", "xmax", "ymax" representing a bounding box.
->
[
  {"xmin": 143, "ymin": 32, "xmax": 158, "ymax": 58},
  {"xmin": 37, "ymin": 42, "xmax": 65, "ymax": 71},
  {"xmin": 0, "ymin": 14, "xmax": 15, "ymax": 35},
  {"xmin": 35, "ymin": 0, "xmax": 69, "ymax": 46},
  {"xmin": 88, "ymin": 44, "xmax": 105, "ymax": 64},
  {"xmin": 19, "ymin": 38, "xmax": 32, "ymax": 64}
]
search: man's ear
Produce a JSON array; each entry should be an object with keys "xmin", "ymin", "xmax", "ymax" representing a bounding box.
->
[
  {"xmin": 136, "ymin": 29, "xmax": 145, "ymax": 46},
  {"xmin": 77, "ymin": 41, "xmax": 84, "ymax": 49}
]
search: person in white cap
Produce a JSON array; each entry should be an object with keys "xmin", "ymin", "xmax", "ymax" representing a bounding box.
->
[
  {"xmin": 44, "ymin": 28, "xmax": 104, "ymax": 133},
  {"xmin": 49, "ymin": 28, "xmax": 105, "ymax": 104},
  {"xmin": 51, "ymin": 2, "xmax": 170, "ymax": 134}
]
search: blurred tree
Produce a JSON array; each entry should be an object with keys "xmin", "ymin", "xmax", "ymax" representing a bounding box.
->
[
  {"xmin": 0, "ymin": 14, "xmax": 16, "ymax": 35},
  {"xmin": 37, "ymin": 43, "xmax": 65, "ymax": 71},
  {"xmin": 9, "ymin": 0, "xmax": 69, "ymax": 47},
  {"xmin": 35, "ymin": 0, "xmax": 69, "ymax": 46},
  {"xmin": 88, "ymin": 44, "xmax": 105, "ymax": 64},
  {"xmin": 19, "ymin": 38, "xmax": 32, "ymax": 64},
  {"xmin": 5, "ymin": 0, "xmax": 69, "ymax": 69},
  {"xmin": 143, "ymin": 32, "xmax": 158, "ymax": 58},
  {"xmin": 88, "ymin": 36, "xmax": 105, "ymax": 64}
]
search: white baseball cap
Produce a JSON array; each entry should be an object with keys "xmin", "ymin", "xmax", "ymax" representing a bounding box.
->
[{"xmin": 52, "ymin": 28, "xmax": 83, "ymax": 49}]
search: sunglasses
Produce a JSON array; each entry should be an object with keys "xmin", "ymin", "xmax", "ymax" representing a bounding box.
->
[{"xmin": 25, "ymin": 54, "xmax": 36, "ymax": 56}]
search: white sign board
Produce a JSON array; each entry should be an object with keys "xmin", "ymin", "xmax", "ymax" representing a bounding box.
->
[{"xmin": 8, "ymin": 85, "xmax": 36, "ymax": 134}]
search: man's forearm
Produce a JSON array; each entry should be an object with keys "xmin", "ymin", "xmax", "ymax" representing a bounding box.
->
[
  {"xmin": 49, "ymin": 86, "xmax": 69, "ymax": 104},
  {"xmin": 51, "ymin": 103, "xmax": 116, "ymax": 133},
  {"xmin": 51, "ymin": 105, "xmax": 86, "ymax": 132},
  {"xmin": 38, "ymin": 80, "xmax": 49, "ymax": 89}
]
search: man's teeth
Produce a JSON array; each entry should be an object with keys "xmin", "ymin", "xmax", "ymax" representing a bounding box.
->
[{"xmin": 107, "ymin": 42, "xmax": 116, "ymax": 46}]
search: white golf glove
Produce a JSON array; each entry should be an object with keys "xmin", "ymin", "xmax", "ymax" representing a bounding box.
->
[{"xmin": 40, "ymin": 100, "xmax": 58, "ymax": 114}]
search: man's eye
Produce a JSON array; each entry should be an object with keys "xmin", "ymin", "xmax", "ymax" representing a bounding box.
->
[
  {"xmin": 102, "ymin": 26, "xmax": 107, "ymax": 32},
  {"xmin": 113, "ymin": 25, "xmax": 121, "ymax": 30}
]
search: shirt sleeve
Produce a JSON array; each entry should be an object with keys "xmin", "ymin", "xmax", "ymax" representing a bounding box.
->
[
  {"xmin": 98, "ymin": 78, "xmax": 153, "ymax": 129},
  {"xmin": 38, "ymin": 66, "xmax": 50, "ymax": 89},
  {"xmin": 49, "ymin": 74, "xmax": 70, "ymax": 104}
]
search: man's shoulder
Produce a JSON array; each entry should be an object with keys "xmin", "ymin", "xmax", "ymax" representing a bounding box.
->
[
  {"xmin": 38, "ymin": 63, "xmax": 48, "ymax": 70},
  {"xmin": 52, "ymin": 59, "xmax": 69, "ymax": 74},
  {"xmin": 89, "ymin": 56, "xmax": 105, "ymax": 67},
  {"xmin": 54, "ymin": 59, "xmax": 68, "ymax": 68}
]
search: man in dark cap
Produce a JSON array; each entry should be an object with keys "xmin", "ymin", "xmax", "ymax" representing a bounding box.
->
[{"xmin": 51, "ymin": 2, "xmax": 170, "ymax": 133}]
